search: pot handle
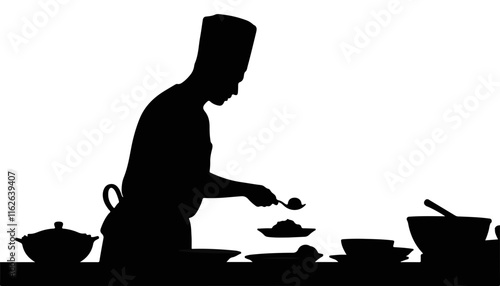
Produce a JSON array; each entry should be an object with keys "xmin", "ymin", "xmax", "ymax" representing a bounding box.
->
[{"xmin": 103, "ymin": 184, "xmax": 122, "ymax": 211}]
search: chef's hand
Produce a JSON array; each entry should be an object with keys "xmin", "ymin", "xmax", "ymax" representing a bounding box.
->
[{"xmin": 245, "ymin": 184, "xmax": 278, "ymax": 207}]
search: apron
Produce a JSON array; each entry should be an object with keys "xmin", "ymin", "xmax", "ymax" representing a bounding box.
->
[{"xmin": 99, "ymin": 193, "xmax": 193, "ymax": 269}]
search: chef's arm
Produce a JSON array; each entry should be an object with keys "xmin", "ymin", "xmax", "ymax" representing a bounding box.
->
[
  {"xmin": 200, "ymin": 173, "xmax": 253, "ymax": 198},
  {"xmin": 201, "ymin": 173, "xmax": 278, "ymax": 207}
]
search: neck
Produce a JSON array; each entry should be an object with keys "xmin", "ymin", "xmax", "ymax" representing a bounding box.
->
[{"xmin": 180, "ymin": 71, "xmax": 210, "ymax": 107}]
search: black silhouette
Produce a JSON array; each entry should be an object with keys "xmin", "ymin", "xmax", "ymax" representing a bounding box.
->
[
  {"xmin": 407, "ymin": 200, "xmax": 491, "ymax": 259},
  {"xmin": 98, "ymin": 14, "xmax": 278, "ymax": 275},
  {"xmin": 258, "ymin": 219, "xmax": 315, "ymax": 237},
  {"xmin": 330, "ymin": 253, "xmax": 409, "ymax": 264},
  {"xmin": 340, "ymin": 238, "xmax": 395, "ymax": 256},
  {"xmin": 406, "ymin": 199, "xmax": 498, "ymax": 285},
  {"xmin": 178, "ymin": 249, "xmax": 241, "ymax": 264},
  {"xmin": 15, "ymin": 221, "xmax": 98, "ymax": 263},
  {"xmin": 245, "ymin": 245, "xmax": 322, "ymax": 264},
  {"xmin": 277, "ymin": 197, "xmax": 306, "ymax": 210},
  {"xmin": 330, "ymin": 239, "xmax": 412, "ymax": 264},
  {"xmin": 423, "ymin": 199, "xmax": 457, "ymax": 217},
  {"xmin": 6, "ymin": 13, "xmax": 500, "ymax": 286}
]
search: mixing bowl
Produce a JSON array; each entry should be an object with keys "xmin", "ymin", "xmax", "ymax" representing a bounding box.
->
[{"xmin": 407, "ymin": 216, "xmax": 491, "ymax": 256}]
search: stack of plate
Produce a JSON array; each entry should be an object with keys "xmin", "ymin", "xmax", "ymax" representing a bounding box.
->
[{"xmin": 330, "ymin": 239, "xmax": 412, "ymax": 264}]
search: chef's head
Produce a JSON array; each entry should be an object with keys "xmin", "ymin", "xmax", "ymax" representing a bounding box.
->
[{"xmin": 192, "ymin": 14, "xmax": 256, "ymax": 105}]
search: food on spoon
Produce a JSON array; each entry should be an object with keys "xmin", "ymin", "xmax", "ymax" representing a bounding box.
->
[{"xmin": 288, "ymin": 198, "xmax": 304, "ymax": 208}]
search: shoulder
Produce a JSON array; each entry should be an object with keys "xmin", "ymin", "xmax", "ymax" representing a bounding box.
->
[
  {"xmin": 141, "ymin": 84, "xmax": 185, "ymax": 115},
  {"xmin": 149, "ymin": 84, "xmax": 182, "ymax": 106}
]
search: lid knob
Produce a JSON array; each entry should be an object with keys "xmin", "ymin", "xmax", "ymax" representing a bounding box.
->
[{"xmin": 54, "ymin": 221, "xmax": 63, "ymax": 229}]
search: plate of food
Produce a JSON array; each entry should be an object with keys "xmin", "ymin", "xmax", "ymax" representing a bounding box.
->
[
  {"xmin": 258, "ymin": 219, "xmax": 315, "ymax": 238},
  {"xmin": 246, "ymin": 245, "xmax": 322, "ymax": 264}
]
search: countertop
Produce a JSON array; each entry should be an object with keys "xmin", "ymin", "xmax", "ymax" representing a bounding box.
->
[{"xmin": 1, "ymin": 261, "xmax": 499, "ymax": 286}]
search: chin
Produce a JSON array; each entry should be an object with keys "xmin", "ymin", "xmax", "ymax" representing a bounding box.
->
[
  {"xmin": 209, "ymin": 99, "xmax": 226, "ymax": 106},
  {"xmin": 210, "ymin": 96, "xmax": 231, "ymax": 106}
]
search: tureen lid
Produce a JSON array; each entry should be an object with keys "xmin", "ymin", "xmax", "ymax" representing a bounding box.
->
[{"xmin": 21, "ymin": 221, "xmax": 98, "ymax": 241}]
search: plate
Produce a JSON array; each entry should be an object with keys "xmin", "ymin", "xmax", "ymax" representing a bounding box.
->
[
  {"xmin": 329, "ymin": 254, "xmax": 409, "ymax": 264},
  {"xmin": 391, "ymin": 247, "xmax": 413, "ymax": 258},
  {"xmin": 178, "ymin": 249, "xmax": 240, "ymax": 263},
  {"xmin": 246, "ymin": 252, "xmax": 323, "ymax": 263},
  {"xmin": 257, "ymin": 228, "xmax": 316, "ymax": 238}
]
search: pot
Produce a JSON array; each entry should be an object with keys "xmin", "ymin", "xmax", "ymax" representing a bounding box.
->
[{"xmin": 15, "ymin": 221, "xmax": 99, "ymax": 263}]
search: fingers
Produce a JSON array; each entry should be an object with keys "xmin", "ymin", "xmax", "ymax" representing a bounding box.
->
[
  {"xmin": 249, "ymin": 185, "xmax": 277, "ymax": 207},
  {"xmin": 260, "ymin": 199, "xmax": 277, "ymax": 207},
  {"xmin": 253, "ymin": 199, "xmax": 274, "ymax": 207},
  {"xmin": 255, "ymin": 201, "xmax": 273, "ymax": 207}
]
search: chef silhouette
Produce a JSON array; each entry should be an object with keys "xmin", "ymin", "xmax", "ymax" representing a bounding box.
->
[{"xmin": 99, "ymin": 14, "xmax": 277, "ymax": 272}]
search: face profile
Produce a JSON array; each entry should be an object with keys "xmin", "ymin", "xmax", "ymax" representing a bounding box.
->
[{"xmin": 207, "ymin": 71, "xmax": 246, "ymax": 105}]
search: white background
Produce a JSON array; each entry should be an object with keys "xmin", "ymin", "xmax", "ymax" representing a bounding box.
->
[{"xmin": 1, "ymin": 0, "xmax": 500, "ymax": 263}]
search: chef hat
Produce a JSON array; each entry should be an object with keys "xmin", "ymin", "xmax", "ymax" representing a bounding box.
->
[{"xmin": 194, "ymin": 14, "xmax": 257, "ymax": 72}]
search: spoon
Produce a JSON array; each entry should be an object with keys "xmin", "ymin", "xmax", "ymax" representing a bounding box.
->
[
  {"xmin": 277, "ymin": 198, "xmax": 305, "ymax": 210},
  {"xmin": 424, "ymin": 199, "xmax": 457, "ymax": 218}
]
